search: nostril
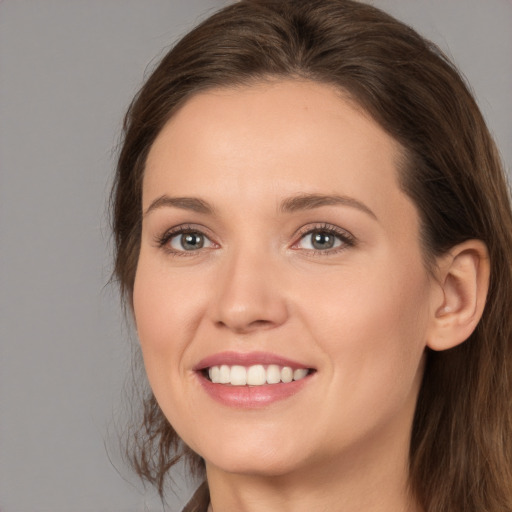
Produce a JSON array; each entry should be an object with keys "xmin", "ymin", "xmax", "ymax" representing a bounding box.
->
[
  {"xmin": 249, "ymin": 319, "xmax": 274, "ymax": 328},
  {"xmin": 215, "ymin": 318, "xmax": 276, "ymax": 333}
]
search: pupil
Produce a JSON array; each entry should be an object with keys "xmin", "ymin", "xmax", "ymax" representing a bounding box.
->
[
  {"xmin": 312, "ymin": 231, "xmax": 334, "ymax": 250},
  {"xmin": 182, "ymin": 233, "xmax": 204, "ymax": 250}
]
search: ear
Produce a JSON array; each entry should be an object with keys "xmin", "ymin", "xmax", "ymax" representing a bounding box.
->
[{"xmin": 426, "ymin": 240, "xmax": 490, "ymax": 351}]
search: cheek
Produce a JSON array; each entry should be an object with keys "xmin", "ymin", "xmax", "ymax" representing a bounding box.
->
[
  {"xmin": 297, "ymin": 257, "xmax": 431, "ymax": 402},
  {"xmin": 132, "ymin": 252, "xmax": 205, "ymax": 379}
]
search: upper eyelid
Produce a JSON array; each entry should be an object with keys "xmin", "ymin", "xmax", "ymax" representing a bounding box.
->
[
  {"xmin": 294, "ymin": 223, "xmax": 355, "ymax": 240},
  {"xmin": 154, "ymin": 224, "xmax": 215, "ymax": 246},
  {"xmin": 162, "ymin": 223, "xmax": 212, "ymax": 237},
  {"xmin": 291, "ymin": 223, "xmax": 356, "ymax": 252}
]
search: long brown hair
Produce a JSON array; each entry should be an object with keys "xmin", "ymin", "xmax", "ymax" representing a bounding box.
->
[{"xmin": 111, "ymin": 1, "xmax": 512, "ymax": 510}]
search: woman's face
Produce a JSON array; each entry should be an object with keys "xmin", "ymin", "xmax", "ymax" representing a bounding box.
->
[{"xmin": 134, "ymin": 80, "xmax": 437, "ymax": 478}]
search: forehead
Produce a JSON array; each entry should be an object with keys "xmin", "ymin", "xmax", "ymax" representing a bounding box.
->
[
  {"xmin": 143, "ymin": 79, "xmax": 410, "ymax": 223},
  {"xmin": 147, "ymin": 80, "xmax": 400, "ymax": 168}
]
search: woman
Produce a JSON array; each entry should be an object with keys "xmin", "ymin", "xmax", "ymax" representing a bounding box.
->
[{"xmin": 111, "ymin": 1, "xmax": 512, "ymax": 511}]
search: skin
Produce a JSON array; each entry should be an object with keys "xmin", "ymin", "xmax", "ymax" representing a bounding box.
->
[{"xmin": 133, "ymin": 80, "xmax": 486, "ymax": 512}]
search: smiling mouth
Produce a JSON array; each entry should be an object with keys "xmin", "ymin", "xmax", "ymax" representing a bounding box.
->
[{"xmin": 202, "ymin": 364, "xmax": 315, "ymax": 386}]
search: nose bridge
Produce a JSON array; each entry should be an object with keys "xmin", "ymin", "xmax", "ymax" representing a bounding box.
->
[{"xmin": 212, "ymin": 238, "xmax": 288, "ymax": 333}]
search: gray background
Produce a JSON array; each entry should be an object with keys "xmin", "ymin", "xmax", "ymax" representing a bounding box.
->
[{"xmin": 0, "ymin": 1, "xmax": 510, "ymax": 511}]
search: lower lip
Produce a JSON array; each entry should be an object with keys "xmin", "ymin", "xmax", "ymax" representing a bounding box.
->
[{"xmin": 197, "ymin": 372, "xmax": 313, "ymax": 409}]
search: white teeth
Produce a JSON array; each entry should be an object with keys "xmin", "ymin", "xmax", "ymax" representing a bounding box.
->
[
  {"xmin": 247, "ymin": 364, "xmax": 266, "ymax": 385},
  {"xmin": 266, "ymin": 364, "xmax": 281, "ymax": 384},
  {"xmin": 209, "ymin": 366, "xmax": 220, "ymax": 383},
  {"xmin": 230, "ymin": 365, "xmax": 247, "ymax": 386},
  {"xmin": 219, "ymin": 364, "xmax": 230, "ymax": 384},
  {"xmin": 281, "ymin": 366, "xmax": 293, "ymax": 383},
  {"xmin": 206, "ymin": 364, "xmax": 310, "ymax": 386},
  {"xmin": 293, "ymin": 368, "xmax": 308, "ymax": 380}
]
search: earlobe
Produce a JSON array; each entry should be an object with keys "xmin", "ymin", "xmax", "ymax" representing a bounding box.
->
[{"xmin": 427, "ymin": 240, "xmax": 490, "ymax": 351}]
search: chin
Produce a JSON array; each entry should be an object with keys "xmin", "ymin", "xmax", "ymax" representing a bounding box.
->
[
  {"xmin": 191, "ymin": 427, "xmax": 310, "ymax": 477},
  {"xmin": 206, "ymin": 452, "xmax": 304, "ymax": 478}
]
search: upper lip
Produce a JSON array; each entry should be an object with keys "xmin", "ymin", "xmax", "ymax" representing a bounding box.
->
[{"xmin": 194, "ymin": 351, "xmax": 313, "ymax": 371}]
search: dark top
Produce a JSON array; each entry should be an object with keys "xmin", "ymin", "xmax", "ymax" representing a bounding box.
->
[{"xmin": 182, "ymin": 481, "xmax": 210, "ymax": 512}]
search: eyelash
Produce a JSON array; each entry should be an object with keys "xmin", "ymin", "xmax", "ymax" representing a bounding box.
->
[
  {"xmin": 154, "ymin": 223, "xmax": 356, "ymax": 256},
  {"xmin": 293, "ymin": 223, "xmax": 356, "ymax": 255},
  {"xmin": 154, "ymin": 224, "xmax": 215, "ymax": 257}
]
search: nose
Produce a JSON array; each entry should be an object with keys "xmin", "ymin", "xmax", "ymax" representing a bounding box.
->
[{"xmin": 211, "ymin": 247, "xmax": 289, "ymax": 334}]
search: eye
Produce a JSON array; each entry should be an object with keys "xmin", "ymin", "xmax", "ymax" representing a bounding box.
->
[
  {"xmin": 295, "ymin": 225, "xmax": 355, "ymax": 253},
  {"xmin": 299, "ymin": 230, "xmax": 342, "ymax": 250},
  {"xmin": 169, "ymin": 231, "xmax": 213, "ymax": 251},
  {"xmin": 155, "ymin": 226, "xmax": 216, "ymax": 254}
]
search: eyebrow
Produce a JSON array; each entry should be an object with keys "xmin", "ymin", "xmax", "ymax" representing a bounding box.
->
[
  {"xmin": 143, "ymin": 192, "xmax": 377, "ymax": 220},
  {"xmin": 144, "ymin": 195, "xmax": 214, "ymax": 217},
  {"xmin": 280, "ymin": 193, "xmax": 377, "ymax": 220}
]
